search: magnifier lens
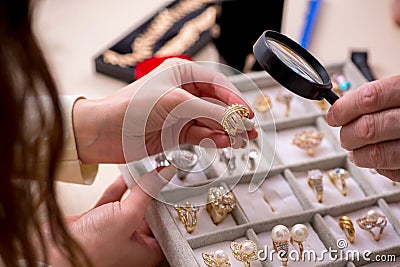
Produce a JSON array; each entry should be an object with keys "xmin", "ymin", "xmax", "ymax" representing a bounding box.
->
[{"xmin": 266, "ymin": 38, "xmax": 323, "ymax": 84}]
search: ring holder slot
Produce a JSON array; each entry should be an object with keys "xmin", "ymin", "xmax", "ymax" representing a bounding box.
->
[
  {"xmin": 231, "ymin": 173, "xmax": 304, "ymax": 223},
  {"xmin": 290, "ymin": 161, "xmax": 367, "ymax": 209},
  {"xmin": 271, "ymin": 120, "xmax": 344, "ymax": 166},
  {"xmin": 160, "ymin": 183, "xmax": 248, "ymax": 239}
]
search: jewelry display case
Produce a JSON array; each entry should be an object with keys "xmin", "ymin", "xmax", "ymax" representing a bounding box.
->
[{"xmin": 120, "ymin": 61, "xmax": 400, "ymax": 267}]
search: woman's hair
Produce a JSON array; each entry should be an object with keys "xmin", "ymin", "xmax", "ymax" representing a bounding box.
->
[{"xmin": 0, "ymin": 1, "xmax": 90, "ymax": 266}]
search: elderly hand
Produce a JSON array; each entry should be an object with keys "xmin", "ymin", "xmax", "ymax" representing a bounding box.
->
[
  {"xmin": 73, "ymin": 58, "xmax": 257, "ymax": 164},
  {"xmin": 326, "ymin": 75, "xmax": 400, "ymax": 181},
  {"xmin": 40, "ymin": 165, "xmax": 177, "ymax": 267}
]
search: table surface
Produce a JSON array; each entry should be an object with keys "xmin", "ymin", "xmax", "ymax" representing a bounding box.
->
[{"xmin": 33, "ymin": 0, "xmax": 400, "ymax": 216}]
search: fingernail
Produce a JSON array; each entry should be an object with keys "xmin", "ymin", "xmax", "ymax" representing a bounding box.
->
[
  {"xmin": 348, "ymin": 151, "xmax": 354, "ymax": 163},
  {"xmin": 158, "ymin": 165, "xmax": 178, "ymax": 182},
  {"xmin": 326, "ymin": 109, "xmax": 337, "ymax": 127},
  {"xmin": 241, "ymin": 139, "xmax": 248, "ymax": 149},
  {"xmin": 243, "ymin": 118, "xmax": 255, "ymax": 130}
]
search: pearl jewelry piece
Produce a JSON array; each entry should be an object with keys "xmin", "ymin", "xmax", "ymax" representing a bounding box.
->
[
  {"xmin": 271, "ymin": 225, "xmax": 290, "ymax": 242},
  {"xmin": 271, "ymin": 225, "xmax": 290, "ymax": 266},
  {"xmin": 357, "ymin": 209, "xmax": 387, "ymax": 241},
  {"xmin": 240, "ymin": 240, "xmax": 256, "ymax": 255},
  {"xmin": 230, "ymin": 240, "xmax": 258, "ymax": 267},
  {"xmin": 214, "ymin": 250, "xmax": 228, "ymax": 263},
  {"xmin": 290, "ymin": 224, "xmax": 309, "ymax": 242},
  {"xmin": 202, "ymin": 249, "xmax": 231, "ymax": 267},
  {"xmin": 290, "ymin": 224, "xmax": 309, "ymax": 259},
  {"xmin": 367, "ymin": 209, "xmax": 379, "ymax": 223}
]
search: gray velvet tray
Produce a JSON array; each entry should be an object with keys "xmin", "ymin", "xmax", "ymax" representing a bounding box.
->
[{"xmin": 120, "ymin": 61, "xmax": 400, "ymax": 267}]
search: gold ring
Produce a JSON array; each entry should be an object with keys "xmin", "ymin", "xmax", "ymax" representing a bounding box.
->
[
  {"xmin": 291, "ymin": 130, "xmax": 324, "ymax": 156},
  {"xmin": 307, "ymin": 169, "xmax": 324, "ymax": 203},
  {"xmin": 316, "ymin": 99, "xmax": 327, "ymax": 110},
  {"xmin": 328, "ymin": 168, "xmax": 350, "ymax": 196},
  {"xmin": 202, "ymin": 250, "xmax": 231, "ymax": 267},
  {"xmin": 339, "ymin": 216, "xmax": 355, "ymax": 243},
  {"xmin": 290, "ymin": 224, "xmax": 309, "ymax": 259},
  {"xmin": 253, "ymin": 94, "xmax": 272, "ymax": 113},
  {"xmin": 206, "ymin": 186, "xmax": 236, "ymax": 225},
  {"xmin": 230, "ymin": 240, "xmax": 258, "ymax": 267},
  {"xmin": 221, "ymin": 104, "xmax": 250, "ymax": 137},
  {"xmin": 271, "ymin": 225, "xmax": 290, "ymax": 266},
  {"xmin": 174, "ymin": 201, "xmax": 199, "ymax": 234},
  {"xmin": 356, "ymin": 209, "xmax": 387, "ymax": 241},
  {"xmin": 276, "ymin": 91, "xmax": 292, "ymax": 117}
]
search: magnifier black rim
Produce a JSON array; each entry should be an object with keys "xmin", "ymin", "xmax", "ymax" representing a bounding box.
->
[{"xmin": 253, "ymin": 30, "xmax": 332, "ymax": 99}]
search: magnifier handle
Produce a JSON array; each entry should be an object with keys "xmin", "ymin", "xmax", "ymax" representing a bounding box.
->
[{"xmin": 323, "ymin": 90, "xmax": 339, "ymax": 105}]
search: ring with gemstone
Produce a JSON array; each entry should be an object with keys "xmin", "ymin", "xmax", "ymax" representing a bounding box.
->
[
  {"xmin": 339, "ymin": 216, "xmax": 355, "ymax": 244},
  {"xmin": 276, "ymin": 91, "xmax": 293, "ymax": 117},
  {"xmin": 174, "ymin": 201, "xmax": 199, "ymax": 234},
  {"xmin": 155, "ymin": 153, "xmax": 169, "ymax": 168},
  {"xmin": 220, "ymin": 148, "xmax": 236, "ymax": 175},
  {"xmin": 242, "ymin": 148, "xmax": 258, "ymax": 171},
  {"xmin": 206, "ymin": 186, "xmax": 236, "ymax": 225},
  {"xmin": 166, "ymin": 149, "xmax": 198, "ymax": 180},
  {"xmin": 253, "ymin": 93, "xmax": 272, "ymax": 113},
  {"xmin": 230, "ymin": 240, "xmax": 258, "ymax": 267},
  {"xmin": 271, "ymin": 225, "xmax": 290, "ymax": 266},
  {"xmin": 307, "ymin": 169, "xmax": 324, "ymax": 203},
  {"xmin": 202, "ymin": 249, "xmax": 231, "ymax": 267},
  {"xmin": 221, "ymin": 104, "xmax": 250, "ymax": 137},
  {"xmin": 327, "ymin": 168, "xmax": 350, "ymax": 196},
  {"xmin": 356, "ymin": 209, "xmax": 387, "ymax": 241},
  {"xmin": 291, "ymin": 130, "xmax": 324, "ymax": 156},
  {"xmin": 290, "ymin": 224, "xmax": 309, "ymax": 259}
]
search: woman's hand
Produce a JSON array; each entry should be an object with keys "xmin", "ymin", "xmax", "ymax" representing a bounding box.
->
[
  {"xmin": 326, "ymin": 75, "xmax": 400, "ymax": 181},
  {"xmin": 73, "ymin": 58, "xmax": 257, "ymax": 164},
  {"xmin": 41, "ymin": 165, "xmax": 177, "ymax": 267}
]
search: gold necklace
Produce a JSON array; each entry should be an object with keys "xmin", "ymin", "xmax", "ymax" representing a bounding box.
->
[{"xmin": 103, "ymin": 0, "xmax": 217, "ymax": 67}]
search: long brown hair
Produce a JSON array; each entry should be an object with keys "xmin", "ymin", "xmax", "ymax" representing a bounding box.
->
[{"xmin": 0, "ymin": 1, "xmax": 90, "ymax": 266}]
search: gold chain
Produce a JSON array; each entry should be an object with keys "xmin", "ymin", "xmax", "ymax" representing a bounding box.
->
[{"xmin": 103, "ymin": 0, "xmax": 216, "ymax": 67}]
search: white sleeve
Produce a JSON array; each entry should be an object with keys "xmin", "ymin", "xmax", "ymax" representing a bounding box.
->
[{"xmin": 55, "ymin": 95, "xmax": 98, "ymax": 184}]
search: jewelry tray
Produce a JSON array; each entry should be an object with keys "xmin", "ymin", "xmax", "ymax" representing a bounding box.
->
[
  {"xmin": 120, "ymin": 60, "xmax": 400, "ymax": 267},
  {"xmin": 94, "ymin": 0, "xmax": 216, "ymax": 83}
]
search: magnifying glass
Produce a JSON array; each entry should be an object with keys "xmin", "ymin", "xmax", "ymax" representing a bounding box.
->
[{"xmin": 253, "ymin": 30, "xmax": 339, "ymax": 104}]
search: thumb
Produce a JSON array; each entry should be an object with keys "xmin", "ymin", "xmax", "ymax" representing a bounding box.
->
[{"xmin": 119, "ymin": 165, "xmax": 177, "ymax": 233}]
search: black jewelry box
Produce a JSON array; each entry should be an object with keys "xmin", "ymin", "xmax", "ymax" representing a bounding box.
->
[{"xmin": 94, "ymin": 0, "xmax": 218, "ymax": 83}]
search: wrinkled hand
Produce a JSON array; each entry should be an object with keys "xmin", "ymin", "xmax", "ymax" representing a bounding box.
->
[
  {"xmin": 326, "ymin": 75, "xmax": 400, "ymax": 181},
  {"xmin": 41, "ymin": 166, "xmax": 177, "ymax": 267},
  {"xmin": 74, "ymin": 58, "xmax": 257, "ymax": 164}
]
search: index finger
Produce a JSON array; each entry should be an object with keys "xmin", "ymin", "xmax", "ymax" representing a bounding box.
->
[
  {"xmin": 327, "ymin": 75, "xmax": 400, "ymax": 126},
  {"xmin": 176, "ymin": 61, "xmax": 255, "ymax": 118}
]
